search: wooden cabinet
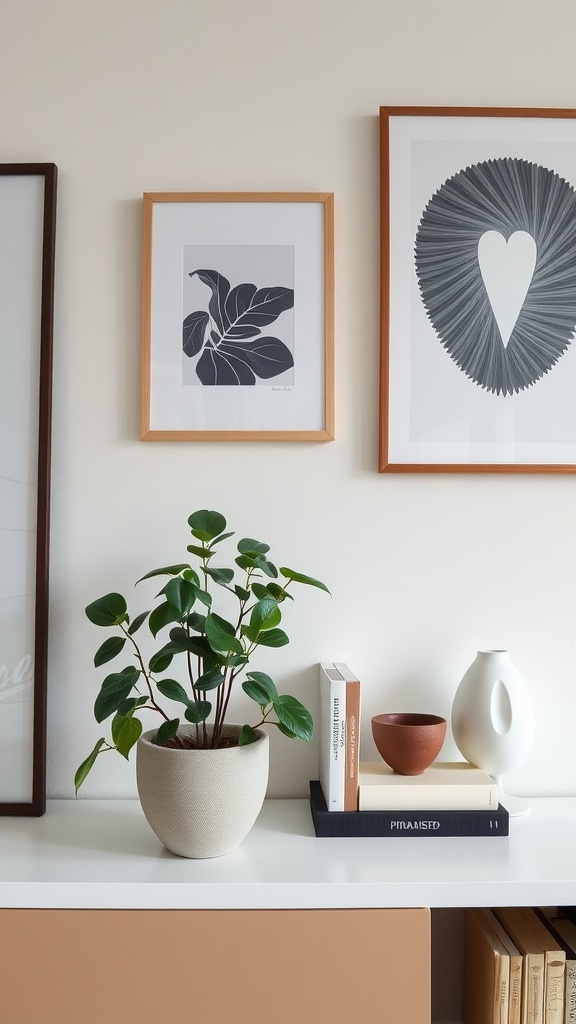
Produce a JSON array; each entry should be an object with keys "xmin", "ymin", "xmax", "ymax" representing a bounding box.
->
[{"xmin": 1, "ymin": 907, "xmax": 430, "ymax": 1024}]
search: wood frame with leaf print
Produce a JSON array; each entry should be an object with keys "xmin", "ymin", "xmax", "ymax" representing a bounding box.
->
[
  {"xmin": 0, "ymin": 163, "xmax": 57, "ymax": 815},
  {"xmin": 141, "ymin": 192, "xmax": 334, "ymax": 442},
  {"xmin": 380, "ymin": 105, "xmax": 576, "ymax": 473}
]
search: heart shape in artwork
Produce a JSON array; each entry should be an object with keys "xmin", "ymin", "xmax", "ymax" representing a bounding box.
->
[{"xmin": 477, "ymin": 230, "xmax": 537, "ymax": 348}]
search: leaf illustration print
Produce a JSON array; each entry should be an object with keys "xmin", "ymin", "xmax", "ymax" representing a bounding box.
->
[{"xmin": 183, "ymin": 268, "xmax": 295, "ymax": 385}]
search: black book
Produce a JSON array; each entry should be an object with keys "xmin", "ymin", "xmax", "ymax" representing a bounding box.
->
[{"xmin": 309, "ymin": 780, "xmax": 509, "ymax": 837}]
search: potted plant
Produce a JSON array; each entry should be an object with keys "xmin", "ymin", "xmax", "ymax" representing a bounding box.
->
[{"xmin": 76, "ymin": 509, "xmax": 329, "ymax": 858}]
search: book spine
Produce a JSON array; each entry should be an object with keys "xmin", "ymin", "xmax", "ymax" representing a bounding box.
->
[
  {"xmin": 509, "ymin": 956, "xmax": 522, "ymax": 1024},
  {"xmin": 318, "ymin": 664, "xmax": 346, "ymax": 811},
  {"xmin": 333, "ymin": 665, "xmax": 361, "ymax": 812},
  {"xmin": 565, "ymin": 961, "xmax": 576, "ymax": 1024}
]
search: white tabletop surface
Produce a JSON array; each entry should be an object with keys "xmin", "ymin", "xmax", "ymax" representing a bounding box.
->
[{"xmin": 0, "ymin": 797, "xmax": 575, "ymax": 910}]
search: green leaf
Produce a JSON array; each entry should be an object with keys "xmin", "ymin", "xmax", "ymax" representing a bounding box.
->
[
  {"xmin": 266, "ymin": 583, "xmax": 293, "ymax": 602},
  {"xmin": 86, "ymin": 593, "xmax": 128, "ymax": 627},
  {"xmin": 238, "ymin": 724, "xmax": 259, "ymax": 745},
  {"xmin": 205, "ymin": 613, "xmax": 243, "ymax": 655},
  {"xmin": 148, "ymin": 645, "xmax": 175, "ymax": 673},
  {"xmin": 205, "ymin": 567, "xmax": 235, "ymax": 586},
  {"xmin": 149, "ymin": 601, "xmax": 182, "ymax": 638},
  {"xmin": 127, "ymin": 611, "xmax": 150, "ymax": 635},
  {"xmin": 237, "ymin": 537, "xmax": 270, "ymax": 555},
  {"xmin": 155, "ymin": 718, "xmax": 180, "ymax": 746},
  {"xmin": 187, "ymin": 544, "xmax": 215, "ymax": 560},
  {"xmin": 255, "ymin": 628, "xmax": 289, "ymax": 648},
  {"xmin": 186, "ymin": 611, "xmax": 206, "ymax": 632},
  {"xmin": 241, "ymin": 624, "xmax": 260, "ymax": 644},
  {"xmin": 165, "ymin": 577, "xmax": 196, "ymax": 617},
  {"xmin": 94, "ymin": 636, "xmax": 126, "ymax": 667},
  {"xmin": 136, "ymin": 564, "xmax": 190, "ymax": 583},
  {"xmin": 249, "ymin": 598, "xmax": 281, "ymax": 633},
  {"xmin": 195, "ymin": 668, "xmax": 225, "ymax": 691},
  {"xmin": 235, "ymin": 554, "xmax": 258, "ymax": 571},
  {"xmin": 208, "ymin": 530, "xmax": 235, "ymax": 547},
  {"xmin": 94, "ymin": 671, "xmax": 139, "ymax": 723},
  {"xmin": 242, "ymin": 681, "xmax": 273, "ymax": 706},
  {"xmin": 279, "ymin": 567, "xmax": 331, "ymax": 595},
  {"xmin": 188, "ymin": 509, "xmax": 227, "ymax": 542},
  {"xmin": 184, "ymin": 700, "xmax": 212, "ymax": 724},
  {"xmin": 156, "ymin": 679, "xmax": 192, "ymax": 705},
  {"xmin": 228, "ymin": 654, "xmax": 249, "ymax": 668},
  {"xmin": 181, "ymin": 568, "xmax": 201, "ymax": 586},
  {"xmin": 117, "ymin": 696, "xmax": 148, "ymax": 715},
  {"xmin": 254, "ymin": 556, "xmax": 278, "ymax": 579},
  {"xmin": 111, "ymin": 714, "xmax": 142, "ymax": 759},
  {"xmin": 234, "ymin": 585, "xmax": 250, "ymax": 602},
  {"xmin": 195, "ymin": 588, "xmax": 212, "ymax": 609},
  {"xmin": 74, "ymin": 737, "xmax": 107, "ymax": 794},
  {"xmin": 273, "ymin": 695, "xmax": 314, "ymax": 741},
  {"xmin": 245, "ymin": 671, "xmax": 278, "ymax": 702}
]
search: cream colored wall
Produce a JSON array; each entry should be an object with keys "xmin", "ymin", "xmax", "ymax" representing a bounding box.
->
[{"xmin": 1, "ymin": 0, "xmax": 575, "ymax": 798}]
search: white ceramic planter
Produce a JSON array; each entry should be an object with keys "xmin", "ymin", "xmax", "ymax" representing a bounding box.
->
[{"xmin": 136, "ymin": 724, "xmax": 269, "ymax": 859}]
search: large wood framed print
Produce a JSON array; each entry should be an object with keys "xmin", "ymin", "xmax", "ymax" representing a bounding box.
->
[
  {"xmin": 141, "ymin": 192, "xmax": 334, "ymax": 441},
  {"xmin": 0, "ymin": 163, "xmax": 57, "ymax": 815},
  {"xmin": 380, "ymin": 106, "xmax": 576, "ymax": 473}
]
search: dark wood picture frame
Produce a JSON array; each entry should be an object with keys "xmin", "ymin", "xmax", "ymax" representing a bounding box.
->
[{"xmin": 0, "ymin": 163, "xmax": 57, "ymax": 815}]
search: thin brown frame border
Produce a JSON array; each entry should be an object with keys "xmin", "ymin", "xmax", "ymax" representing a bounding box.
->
[
  {"xmin": 0, "ymin": 163, "xmax": 57, "ymax": 816},
  {"xmin": 379, "ymin": 105, "xmax": 576, "ymax": 474},
  {"xmin": 141, "ymin": 191, "xmax": 334, "ymax": 442}
]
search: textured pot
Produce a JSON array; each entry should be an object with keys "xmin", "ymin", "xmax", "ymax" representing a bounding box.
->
[
  {"xmin": 136, "ymin": 725, "xmax": 269, "ymax": 859},
  {"xmin": 451, "ymin": 649, "xmax": 535, "ymax": 775}
]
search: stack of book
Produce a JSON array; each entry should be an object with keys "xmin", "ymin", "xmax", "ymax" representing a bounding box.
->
[
  {"xmin": 312, "ymin": 662, "xmax": 509, "ymax": 837},
  {"xmin": 464, "ymin": 905, "xmax": 576, "ymax": 1024}
]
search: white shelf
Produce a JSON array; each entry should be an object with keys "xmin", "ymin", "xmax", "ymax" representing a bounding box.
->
[{"xmin": 1, "ymin": 795, "xmax": 575, "ymax": 910}]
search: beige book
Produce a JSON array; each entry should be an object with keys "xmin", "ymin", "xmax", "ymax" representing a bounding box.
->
[
  {"xmin": 495, "ymin": 908, "xmax": 545, "ymax": 1024},
  {"xmin": 465, "ymin": 908, "xmax": 510, "ymax": 1024},
  {"xmin": 358, "ymin": 761, "xmax": 498, "ymax": 811},
  {"xmin": 478, "ymin": 909, "xmax": 523, "ymax": 1024},
  {"xmin": 541, "ymin": 915, "xmax": 576, "ymax": 1024},
  {"xmin": 519, "ymin": 908, "xmax": 565, "ymax": 1024}
]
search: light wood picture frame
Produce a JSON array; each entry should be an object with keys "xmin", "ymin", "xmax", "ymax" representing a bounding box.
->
[
  {"xmin": 380, "ymin": 106, "xmax": 576, "ymax": 473},
  {"xmin": 141, "ymin": 192, "xmax": 334, "ymax": 442},
  {"xmin": 0, "ymin": 163, "xmax": 57, "ymax": 815}
]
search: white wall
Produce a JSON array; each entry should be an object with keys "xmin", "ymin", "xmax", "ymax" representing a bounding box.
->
[{"xmin": 2, "ymin": 0, "xmax": 575, "ymax": 799}]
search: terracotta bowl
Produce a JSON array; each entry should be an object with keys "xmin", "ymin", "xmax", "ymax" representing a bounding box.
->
[{"xmin": 371, "ymin": 713, "xmax": 447, "ymax": 776}]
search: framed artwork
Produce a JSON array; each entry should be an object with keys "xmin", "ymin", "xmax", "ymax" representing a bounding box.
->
[
  {"xmin": 380, "ymin": 106, "xmax": 576, "ymax": 472},
  {"xmin": 0, "ymin": 163, "xmax": 57, "ymax": 815},
  {"xmin": 141, "ymin": 192, "xmax": 334, "ymax": 441}
]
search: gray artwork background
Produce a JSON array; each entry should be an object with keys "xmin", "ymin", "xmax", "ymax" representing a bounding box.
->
[
  {"xmin": 407, "ymin": 139, "xmax": 576, "ymax": 445},
  {"xmin": 182, "ymin": 244, "xmax": 295, "ymax": 386}
]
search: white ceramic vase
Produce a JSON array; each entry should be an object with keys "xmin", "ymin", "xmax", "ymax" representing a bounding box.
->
[
  {"xmin": 136, "ymin": 724, "xmax": 269, "ymax": 859},
  {"xmin": 451, "ymin": 650, "xmax": 535, "ymax": 815}
]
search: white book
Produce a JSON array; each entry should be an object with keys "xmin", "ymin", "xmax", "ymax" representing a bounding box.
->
[
  {"xmin": 358, "ymin": 761, "xmax": 499, "ymax": 811},
  {"xmin": 318, "ymin": 662, "xmax": 346, "ymax": 811}
]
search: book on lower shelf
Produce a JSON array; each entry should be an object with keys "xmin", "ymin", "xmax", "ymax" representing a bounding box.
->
[
  {"xmin": 358, "ymin": 760, "xmax": 499, "ymax": 811},
  {"xmin": 518, "ymin": 908, "xmax": 565, "ymax": 1024},
  {"xmin": 309, "ymin": 780, "xmax": 509, "ymax": 837},
  {"xmin": 465, "ymin": 908, "xmax": 513, "ymax": 1024},
  {"xmin": 493, "ymin": 908, "xmax": 547, "ymax": 1024},
  {"xmin": 318, "ymin": 662, "xmax": 360, "ymax": 811},
  {"xmin": 535, "ymin": 908, "xmax": 576, "ymax": 1024}
]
